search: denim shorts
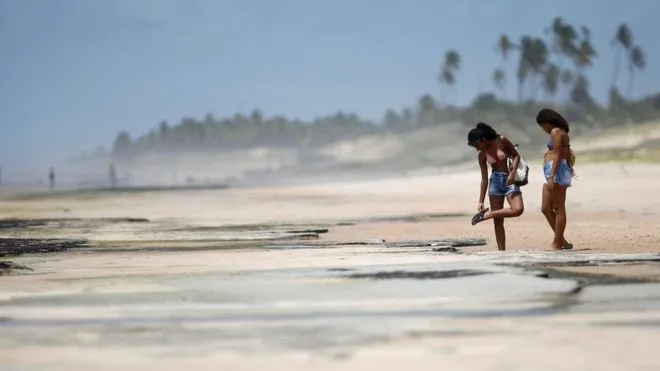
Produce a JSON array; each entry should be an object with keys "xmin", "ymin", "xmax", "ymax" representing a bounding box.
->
[
  {"xmin": 488, "ymin": 171, "xmax": 520, "ymax": 196},
  {"xmin": 543, "ymin": 159, "xmax": 572, "ymax": 186}
]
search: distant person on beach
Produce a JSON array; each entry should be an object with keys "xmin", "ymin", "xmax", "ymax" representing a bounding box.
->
[
  {"xmin": 48, "ymin": 167, "xmax": 56, "ymax": 192},
  {"xmin": 467, "ymin": 122, "xmax": 525, "ymax": 251},
  {"xmin": 536, "ymin": 108, "xmax": 575, "ymax": 251},
  {"xmin": 109, "ymin": 164, "xmax": 117, "ymax": 189}
]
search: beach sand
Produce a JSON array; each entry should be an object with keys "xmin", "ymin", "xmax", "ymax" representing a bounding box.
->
[
  {"xmin": 1, "ymin": 162, "xmax": 659, "ymax": 273},
  {"xmin": 1, "ymin": 162, "xmax": 660, "ymax": 370}
]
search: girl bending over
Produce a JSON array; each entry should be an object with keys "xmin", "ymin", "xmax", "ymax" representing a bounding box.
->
[{"xmin": 467, "ymin": 122, "xmax": 525, "ymax": 251}]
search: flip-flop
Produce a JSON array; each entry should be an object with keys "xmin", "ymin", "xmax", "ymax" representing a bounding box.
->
[
  {"xmin": 471, "ymin": 208, "xmax": 489, "ymax": 226},
  {"xmin": 562, "ymin": 243, "xmax": 573, "ymax": 250}
]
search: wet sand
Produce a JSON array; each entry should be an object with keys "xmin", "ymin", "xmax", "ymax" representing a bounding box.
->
[
  {"xmin": 323, "ymin": 210, "xmax": 660, "ymax": 254},
  {"xmin": 557, "ymin": 263, "xmax": 660, "ymax": 281},
  {"xmin": 7, "ymin": 162, "xmax": 658, "ymax": 255},
  {"xmin": 1, "ymin": 162, "xmax": 660, "ymax": 370}
]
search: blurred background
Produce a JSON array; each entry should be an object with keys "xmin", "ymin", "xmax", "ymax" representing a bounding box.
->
[{"xmin": 1, "ymin": 0, "xmax": 658, "ymax": 190}]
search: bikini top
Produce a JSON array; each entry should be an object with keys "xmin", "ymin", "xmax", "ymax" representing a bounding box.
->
[
  {"xmin": 485, "ymin": 137, "xmax": 507, "ymax": 165},
  {"xmin": 547, "ymin": 136, "xmax": 570, "ymax": 150},
  {"xmin": 548, "ymin": 135, "xmax": 576, "ymax": 168}
]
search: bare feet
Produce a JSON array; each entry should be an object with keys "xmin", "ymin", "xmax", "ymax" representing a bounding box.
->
[
  {"xmin": 550, "ymin": 242, "xmax": 563, "ymax": 251},
  {"xmin": 550, "ymin": 239, "xmax": 573, "ymax": 251}
]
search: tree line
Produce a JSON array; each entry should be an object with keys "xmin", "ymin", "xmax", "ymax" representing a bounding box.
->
[
  {"xmin": 437, "ymin": 17, "xmax": 645, "ymax": 108},
  {"xmin": 98, "ymin": 17, "xmax": 656, "ymax": 160},
  {"xmin": 108, "ymin": 111, "xmax": 380, "ymax": 156}
]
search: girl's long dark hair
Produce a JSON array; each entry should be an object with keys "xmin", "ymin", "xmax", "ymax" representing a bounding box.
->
[{"xmin": 536, "ymin": 108, "xmax": 570, "ymax": 133}]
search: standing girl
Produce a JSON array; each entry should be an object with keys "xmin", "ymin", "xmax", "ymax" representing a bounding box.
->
[
  {"xmin": 467, "ymin": 122, "xmax": 525, "ymax": 251},
  {"xmin": 536, "ymin": 108, "xmax": 575, "ymax": 250}
]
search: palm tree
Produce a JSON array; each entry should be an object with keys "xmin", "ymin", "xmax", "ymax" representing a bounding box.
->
[
  {"xmin": 250, "ymin": 108, "xmax": 263, "ymax": 125},
  {"xmin": 560, "ymin": 69, "xmax": 574, "ymax": 103},
  {"xmin": 495, "ymin": 34, "xmax": 516, "ymax": 99},
  {"xmin": 547, "ymin": 18, "xmax": 578, "ymax": 68},
  {"xmin": 383, "ymin": 109, "xmax": 399, "ymax": 129},
  {"xmin": 546, "ymin": 18, "xmax": 578, "ymax": 103},
  {"xmin": 546, "ymin": 17, "xmax": 564, "ymax": 54},
  {"xmin": 580, "ymin": 25, "xmax": 591, "ymax": 42},
  {"xmin": 497, "ymin": 34, "xmax": 515, "ymax": 61},
  {"xmin": 516, "ymin": 65, "xmax": 529, "ymax": 102},
  {"xmin": 438, "ymin": 65, "xmax": 454, "ymax": 105},
  {"xmin": 444, "ymin": 49, "xmax": 461, "ymax": 71},
  {"xmin": 113, "ymin": 131, "xmax": 132, "ymax": 155},
  {"xmin": 492, "ymin": 69, "xmax": 505, "ymax": 96},
  {"xmin": 528, "ymin": 37, "xmax": 549, "ymax": 100},
  {"xmin": 573, "ymin": 26, "xmax": 596, "ymax": 73},
  {"xmin": 570, "ymin": 29, "xmax": 597, "ymax": 105},
  {"xmin": 417, "ymin": 94, "xmax": 437, "ymax": 127},
  {"xmin": 608, "ymin": 87, "xmax": 626, "ymax": 112},
  {"xmin": 570, "ymin": 74, "xmax": 592, "ymax": 106},
  {"xmin": 418, "ymin": 94, "xmax": 435, "ymax": 111},
  {"xmin": 438, "ymin": 49, "xmax": 461, "ymax": 104},
  {"xmin": 516, "ymin": 36, "xmax": 533, "ymax": 101},
  {"xmin": 400, "ymin": 108, "xmax": 413, "ymax": 127},
  {"xmin": 439, "ymin": 65, "xmax": 455, "ymax": 86},
  {"xmin": 158, "ymin": 121, "xmax": 170, "ymax": 139},
  {"xmin": 574, "ymin": 39, "xmax": 596, "ymax": 73},
  {"xmin": 516, "ymin": 36, "xmax": 548, "ymax": 101},
  {"xmin": 627, "ymin": 45, "xmax": 646, "ymax": 98},
  {"xmin": 611, "ymin": 23, "xmax": 632, "ymax": 91},
  {"xmin": 543, "ymin": 63, "xmax": 560, "ymax": 101}
]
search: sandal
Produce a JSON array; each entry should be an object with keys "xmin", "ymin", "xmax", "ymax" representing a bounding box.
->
[
  {"xmin": 562, "ymin": 242, "xmax": 573, "ymax": 250},
  {"xmin": 471, "ymin": 208, "xmax": 489, "ymax": 226}
]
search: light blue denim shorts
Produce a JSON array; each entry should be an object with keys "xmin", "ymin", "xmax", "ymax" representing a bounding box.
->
[
  {"xmin": 543, "ymin": 159, "xmax": 572, "ymax": 186},
  {"xmin": 488, "ymin": 171, "xmax": 520, "ymax": 196}
]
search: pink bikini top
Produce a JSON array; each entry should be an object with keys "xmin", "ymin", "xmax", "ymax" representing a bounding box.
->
[{"xmin": 485, "ymin": 147, "xmax": 507, "ymax": 165}]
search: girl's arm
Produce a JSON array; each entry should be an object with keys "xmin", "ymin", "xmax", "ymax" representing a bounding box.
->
[
  {"xmin": 548, "ymin": 128, "xmax": 563, "ymax": 180},
  {"xmin": 478, "ymin": 152, "xmax": 488, "ymax": 210},
  {"xmin": 501, "ymin": 136, "xmax": 520, "ymax": 173}
]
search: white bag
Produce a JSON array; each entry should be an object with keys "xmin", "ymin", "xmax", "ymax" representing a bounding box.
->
[{"xmin": 507, "ymin": 144, "xmax": 529, "ymax": 186}]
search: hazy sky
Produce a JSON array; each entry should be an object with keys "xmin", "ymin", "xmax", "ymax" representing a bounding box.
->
[{"xmin": 1, "ymin": 0, "xmax": 659, "ymax": 179}]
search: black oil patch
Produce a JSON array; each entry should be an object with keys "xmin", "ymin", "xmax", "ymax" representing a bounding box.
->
[
  {"xmin": 347, "ymin": 269, "xmax": 490, "ymax": 280},
  {"xmin": 0, "ymin": 238, "xmax": 89, "ymax": 256}
]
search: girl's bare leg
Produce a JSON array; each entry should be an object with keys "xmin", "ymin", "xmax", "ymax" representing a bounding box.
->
[
  {"xmin": 489, "ymin": 195, "xmax": 506, "ymax": 251},
  {"xmin": 541, "ymin": 184, "xmax": 555, "ymax": 229},
  {"xmin": 542, "ymin": 184, "xmax": 570, "ymax": 247},
  {"xmin": 550, "ymin": 185, "xmax": 568, "ymax": 250},
  {"xmin": 482, "ymin": 192, "xmax": 524, "ymax": 220}
]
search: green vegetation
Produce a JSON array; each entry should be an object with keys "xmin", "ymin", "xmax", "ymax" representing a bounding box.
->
[{"xmin": 82, "ymin": 18, "xmax": 659, "ymax": 162}]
